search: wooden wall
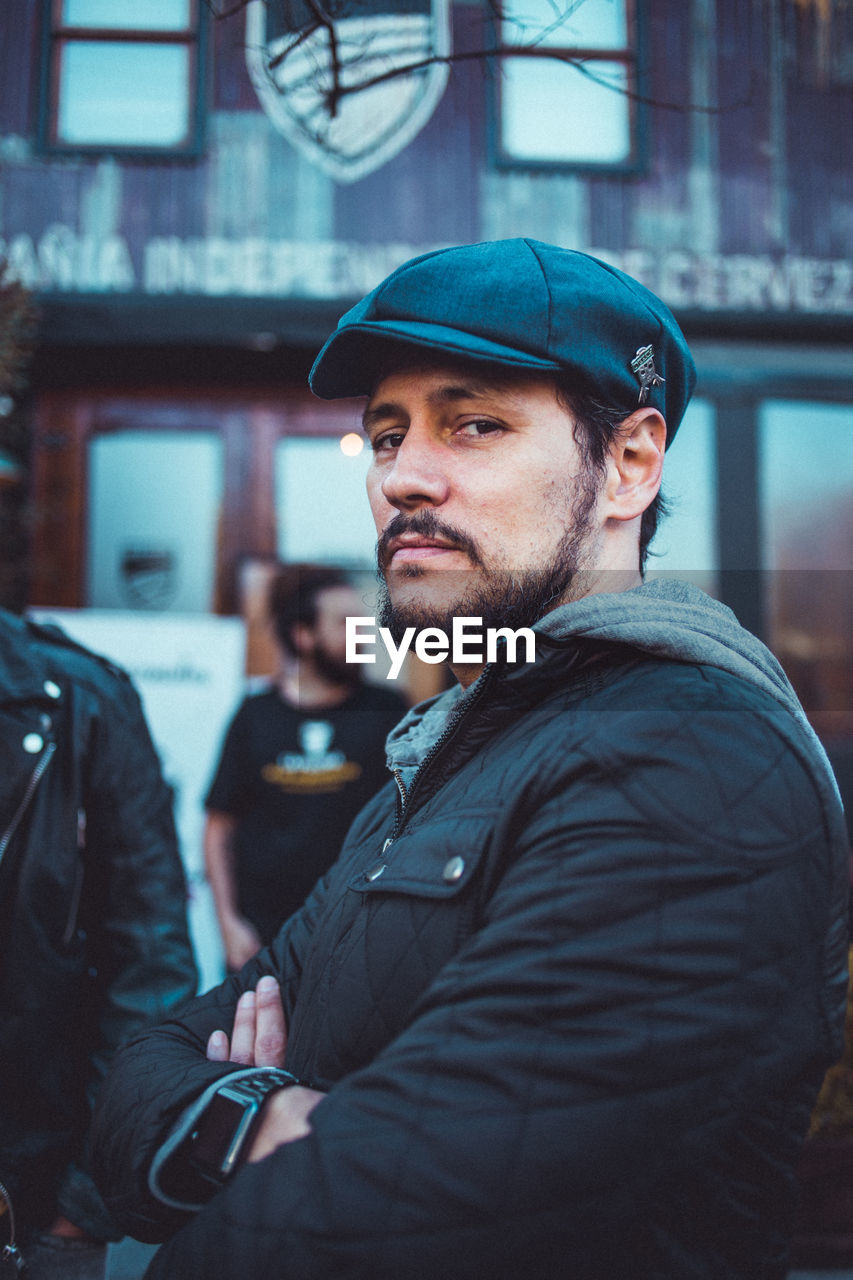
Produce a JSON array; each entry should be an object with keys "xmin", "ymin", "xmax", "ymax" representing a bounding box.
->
[{"xmin": 0, "ymin": 0, "xmax": 850, "ymax": 332}]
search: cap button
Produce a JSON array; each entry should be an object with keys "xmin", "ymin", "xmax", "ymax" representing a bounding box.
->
[{"xmin": 442, "ymin": 856, "xmax": 465, "ymax": 883}]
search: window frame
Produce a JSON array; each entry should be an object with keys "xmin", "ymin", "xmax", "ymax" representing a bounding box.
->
[
  {"xmin": 38, "ymin": 0, "xmax": 207, "ymax": 159},
  {"xmin": 489, "ymin": 0, "xmax": 647, "ymax": 174}
]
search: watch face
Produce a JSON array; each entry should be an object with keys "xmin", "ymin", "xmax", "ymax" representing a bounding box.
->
[{"xmin": 190, "ymin": 1092, "xmax": 257, "ymax": 1177}]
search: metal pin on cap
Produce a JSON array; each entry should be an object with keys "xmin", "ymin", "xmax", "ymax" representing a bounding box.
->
[{"xmin": 630, "ymin": 345, "xmax": 665, "ymax": 405}]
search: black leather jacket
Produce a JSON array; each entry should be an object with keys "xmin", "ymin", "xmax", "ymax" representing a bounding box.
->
[
  {"xmin": 0, "ymin": 610, "xmax": 197, "ymax": 1246},
  {"xmin": 91, "ymin": 633, "xmax": 849, "ymax": 1279}
]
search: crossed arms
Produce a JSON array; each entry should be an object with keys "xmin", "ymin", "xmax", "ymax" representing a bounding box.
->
[
  {"xmin": 87, "ymin": 691, "xmax": 847, "ymax": 1279},
  {"xmin": 205, "ymin": 975, "xmax": 323, "ymax": 1162}
]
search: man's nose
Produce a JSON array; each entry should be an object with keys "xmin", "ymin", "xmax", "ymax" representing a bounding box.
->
[{"xmin": 379, "ymin": 433, "xmax": 450, "ymax": 511}]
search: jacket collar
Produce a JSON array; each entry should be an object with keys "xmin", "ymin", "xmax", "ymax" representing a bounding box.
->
[{"xmin": 0, "ymin": 610, "xmax": 62, "ymax": 704}]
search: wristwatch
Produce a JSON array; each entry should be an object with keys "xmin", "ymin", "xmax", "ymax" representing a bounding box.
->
[{"xmin": 187, "ymin": 1069, "xmax": 300, "ymax": 1186}]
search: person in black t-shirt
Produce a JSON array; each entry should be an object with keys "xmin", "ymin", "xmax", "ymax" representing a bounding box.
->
[{"xmin": 204, "ymin": 566, "xmax": 406, "ymax": 970}]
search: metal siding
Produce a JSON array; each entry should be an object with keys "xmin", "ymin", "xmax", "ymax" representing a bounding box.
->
[
  {"xmin": 715, "ymin": 0, "xmax": 776, "ymax": 254},
  {"xmin": 786, "ymin": 73, "xmax": 853, "ymax": 259},
  {"xmin": 332, "ymin": 3, "xmax": 483, "ymax": 245},
  {"xmin": 0, "ymin": 0, "xmax": 850, "ymax": 324}
]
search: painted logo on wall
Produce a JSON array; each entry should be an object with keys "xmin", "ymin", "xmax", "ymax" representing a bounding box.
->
[{"xmin": 245, "ymin": 0, "xmax": 451, "ymax": 183}]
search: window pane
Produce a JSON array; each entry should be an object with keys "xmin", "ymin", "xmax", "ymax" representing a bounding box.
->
[
  {"xmin": 759, "ymin": 400, "xmax": 853, "ymax": 731},
  {"xmin": 276, "ymin": 438, "xmax": 377, "ymax": 567},
  {"xmin": 62, "ymin": 0, "xmax": 191, "ymax": 30},
  {"xmin": 646, "ymin": 398, "xmax": 718, "ymax": 590},
  {"xmin": 57, "ymin": 42, "xmax": 190, "ymax": 146},
  {"xmin": 502, "ymin": 0, "xmax": 627, "ymax": 49},
  {"xmin": 760, "ymin": 401, "xmax": 853, "ymax": 571},
  {"xmin": 501, "ymin": 56, "xmax": 630, "ymax": 162},
  {"xmin": 87, "ymin": 432, "xmax": 223, "ymax": 612}
]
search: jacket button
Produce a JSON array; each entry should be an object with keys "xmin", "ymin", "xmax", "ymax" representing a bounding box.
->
[
  {"xmin": 23, "ymin": 733, "xmax": 44, "ymax": 753},
  {"xmin": 43, "ymin": 680, "xmax": 61, "ymax": 699},
  {"xmin": 443, "ymin": 856, "xmax": 465, "ymax": 882},
  {"xmin": 366, "ymin": 863, "xmax": 387, "ymax": 882}
]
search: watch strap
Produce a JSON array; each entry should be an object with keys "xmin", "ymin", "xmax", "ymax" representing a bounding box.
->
[
  {"xmin": 188, "ymin": 1068, "xmax": 300, "ymax": 1184},
  {"xmin": 151, "ymin": 1067, "xmax": 304, "ymax": 1211}
]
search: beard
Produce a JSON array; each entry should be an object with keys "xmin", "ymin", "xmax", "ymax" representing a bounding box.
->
[
  {"xmin": 376, "ymin": 479, "xmax": 600, "ymax": 646},
  {"xmin": 311, "ymin": 637, "xmax": 362, "ymax": 687}
]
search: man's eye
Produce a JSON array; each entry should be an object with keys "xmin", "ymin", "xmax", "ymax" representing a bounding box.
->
[
  {"xmin": 458, "ymin": 419, "xmax": 503, "ymax": 438},
  {"xmin": 371, "ymin": 430, "xmax": 405, "ymax": 453}
]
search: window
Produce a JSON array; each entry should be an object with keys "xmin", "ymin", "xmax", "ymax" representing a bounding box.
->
[
  {"xmin": 87, "ymin": 430, "xmax": 224, "ymax": 611},
  {"xmin": 645, "ymin": 397, "xmax": 718, "ymax": 593},
  {"xmin": 275, "ymin": 437, "xmax": 377, "ymax": 568},
  {"xmin": 759, "ymin": 399, "xmax": 853, "ymax": 737},
  {"xmin": 494, "ymin": 0, "xmax": 640, "ymax": 169},
  {"xmin": 40, "ymin": 0, "xmax": 204, "ymax": 154}
]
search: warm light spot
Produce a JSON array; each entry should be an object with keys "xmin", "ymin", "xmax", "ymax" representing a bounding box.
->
[{"xmin": 340, "ymin": 433, "xmax": 364, "ymax": 457}]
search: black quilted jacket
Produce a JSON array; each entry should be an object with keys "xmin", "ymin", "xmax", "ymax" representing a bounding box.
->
[
  {"xmin": 91, "ymin": 612, "xmax": 849, "ymax": 1279},
  {"xmin": 0, "ymin": 611, "xmax": 197, "ymax": 1243}
]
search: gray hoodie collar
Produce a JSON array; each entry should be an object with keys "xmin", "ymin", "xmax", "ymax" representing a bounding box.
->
[
  {"xmin": 386, "ymin": 682, "xmax": 467, "ymax": 777},
  {"xmin": 387, "ymin": 578, "xmax": 841, "ymax": 806},
  {"xmin": 536, "ymin": 578, "xmax": 804, "ymax": 728}
]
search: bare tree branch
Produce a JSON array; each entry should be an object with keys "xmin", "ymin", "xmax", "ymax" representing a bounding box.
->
[
  {"xmin": 304, "ymin": 0, "xmax": 346, "ymax": 115},
  {"xmin": 236, "ymin": 0, "xmax": 761, "ymax": 124},
  {"xmin": 263, "ymin": 41, "xmax": 747, "ymax": 117},
  {"xmin": 268, "ymin": 22, "xmax": 327, "ymax": 71}
]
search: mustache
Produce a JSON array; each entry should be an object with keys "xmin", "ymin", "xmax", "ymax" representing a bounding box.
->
[{"xmin": 376, "ymin": 510, "xmax": 485, "ymax": 575}]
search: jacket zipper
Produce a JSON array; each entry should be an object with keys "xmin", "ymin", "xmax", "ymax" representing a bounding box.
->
[
  {"xmin": 390, "ymin": 768, "xmax": 407, "ymax": 827},
  {"xmin": 61, "ymin": 809, "xmax": 87, "ymax": 946},
  {"xmin": 383, "ymin": 664, "xmax": 499, "ymax": 851},
  {"xmin": 0, "ymin": 741, "xmax": 56, "ymax": 871},
  {"xmin": 0, "ymin": 1179, "xmax": 24, "ymax": 1271}
]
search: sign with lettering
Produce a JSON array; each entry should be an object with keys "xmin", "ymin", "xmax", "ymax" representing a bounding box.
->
[{"xmin": 2, "ymin": 224, "xmax": 852, "ymax": 316}]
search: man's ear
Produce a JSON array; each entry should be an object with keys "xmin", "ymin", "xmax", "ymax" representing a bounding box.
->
[
  {"xmin": 602, "ymin": 407, "xmax": 666, "ymax": 522},
  {"xmin": 290, "ymin": 621, "xmax": 315, "ymax": 657}
]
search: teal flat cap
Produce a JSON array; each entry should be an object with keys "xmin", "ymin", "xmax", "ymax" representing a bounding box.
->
[{"xmin": 309, "ymin": 238, "xmax": 696, "ymax": 445}]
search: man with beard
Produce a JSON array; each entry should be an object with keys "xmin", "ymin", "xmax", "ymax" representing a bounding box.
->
[
  {"xmin": 204, "ymin": 564, "xmax": 406, "ymax": 968},
  {"xmin": 89, "ymin": 240, "xmax": 849, "ymax": 1280}
]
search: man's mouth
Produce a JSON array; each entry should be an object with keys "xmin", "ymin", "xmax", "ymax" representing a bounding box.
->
[
  {"xmin": 377, "ymin": 512, "xmax": 484, "ymax": 576},
  {"xmin": 386, "ymin": 534, "xmax": 466, "ymax": 568}
]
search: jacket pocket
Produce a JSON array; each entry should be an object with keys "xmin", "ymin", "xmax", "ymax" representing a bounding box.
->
[{"xmin": 346, "ymin": 812, "xmax": 489, "ymax": 900}]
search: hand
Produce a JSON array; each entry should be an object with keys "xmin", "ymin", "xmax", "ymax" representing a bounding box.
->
[
  {"xmin": 205, "ymin": 975, "xmax": 325, "ymax": 1161},
  {"xmin": 46, "ymin": 1216, "xmax": 93, "ymax": 1240},
  {"xmin": 221, "ymin": 915, "xmax": 262, "ymax": 971},
  {"xmin": 244, "ymin": 1082, "xmax": 325, "ymax": 1163},
  {"xmin": 206, "ymin": 974, "xmax": 287, "ymax": 1067}
]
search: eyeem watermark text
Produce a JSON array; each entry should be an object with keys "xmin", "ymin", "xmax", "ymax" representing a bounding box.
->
[{"xmin": 346, "ymin": 616, "xmax": 536, "ymax": 680}]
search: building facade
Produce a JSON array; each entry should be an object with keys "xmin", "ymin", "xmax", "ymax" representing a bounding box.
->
[{"xmin": 0, "ymin": 0, "xmax": 851, "ymax": 795}]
